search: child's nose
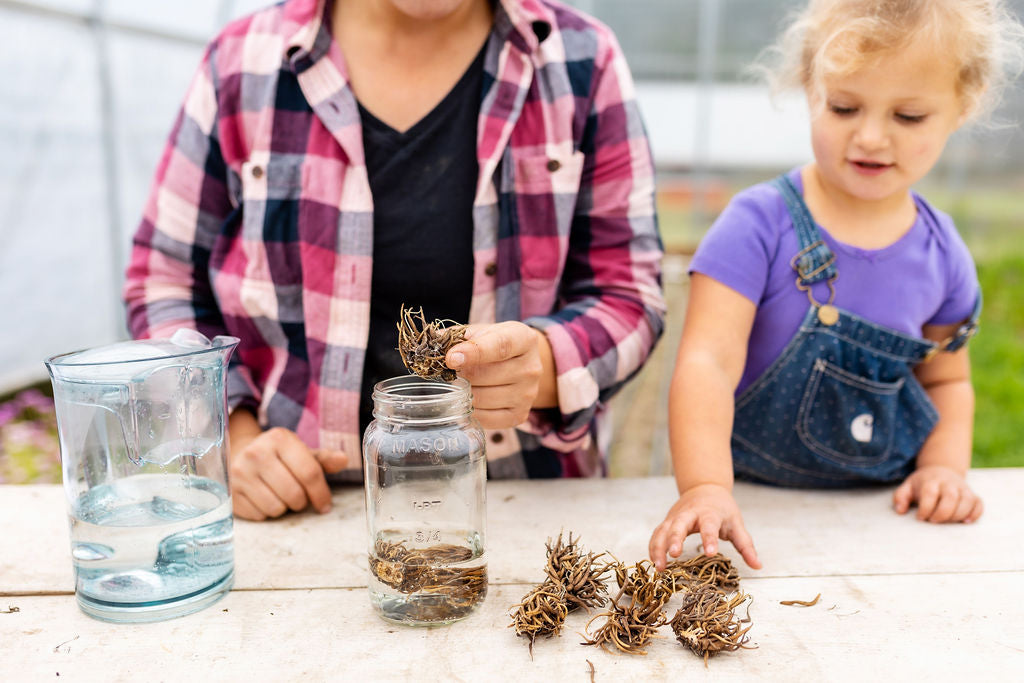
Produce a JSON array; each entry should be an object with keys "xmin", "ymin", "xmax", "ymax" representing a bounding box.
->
[{"xmin": 853, "ymin": 116, "xmax": 889, "ymax": 150}]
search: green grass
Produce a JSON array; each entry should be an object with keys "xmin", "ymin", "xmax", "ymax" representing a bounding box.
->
[{"xmin": 970, "ymin": 251, "xmax": 1024, "ymax": 467}]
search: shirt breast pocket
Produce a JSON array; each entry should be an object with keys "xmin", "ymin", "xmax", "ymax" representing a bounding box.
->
[
  {"xmin": 512, "ymin": 150, "xmax": 585, "ymax": 290},
  {"xmin": 234, "ymin": 158, "xmax": 306, "ymax": 322}
]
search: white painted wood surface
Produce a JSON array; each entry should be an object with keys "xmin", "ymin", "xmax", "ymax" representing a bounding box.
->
[{"xmin": 2, "ymin": 471, "xmax": 1022, "ymax": 680}]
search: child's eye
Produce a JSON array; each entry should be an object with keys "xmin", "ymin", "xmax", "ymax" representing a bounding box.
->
[
  {"xmin": 896, "ymin": 113, "xmax": 927, "ymax": 124},
  {"xmin": 829, "ymin": 104, "xmax": 857, "ymax": 116}
]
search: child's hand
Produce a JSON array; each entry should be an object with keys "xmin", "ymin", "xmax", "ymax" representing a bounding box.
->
[
  {"xmin": 892, "ymin": 465, "xmax": 984, "ymax": 523},
  {"xmin": 648, "ymin": 483, "xmax": 762, "ymax": 571}
]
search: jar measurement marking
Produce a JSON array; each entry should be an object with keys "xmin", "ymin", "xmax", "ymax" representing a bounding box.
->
[
  {"xmin": 412, "ymin": 500, "xmax": 443, "ymax": 510},
  {"xmin": 415, "ymin": 529, "xmax": 442, "ymax": 543}
]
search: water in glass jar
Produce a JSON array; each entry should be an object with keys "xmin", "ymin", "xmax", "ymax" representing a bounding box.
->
[
  {"xmin": 69, "ymin": 473, "xmax": 233, "ymax": 622},
  {"xmin": 368, "ymin": 528, "xmax": 487, "ymax": 625}
]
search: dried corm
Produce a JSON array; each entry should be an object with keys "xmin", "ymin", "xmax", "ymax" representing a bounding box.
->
[
  {"xmin": 396, "ymin": 305, "xmax": 467, "ymax": 381},
  {"xmin": 662, "ymin": 553, "xmax": 741, "ymax": 594},
  {"xmin": 583, "ymin": 561, "xmax": 673, "ymax": 655},
  {"xmin": 669, "ymin": 583, "xmax": 754, "ymax": 666},
  {"xmin": 544, "ymin": 533, "xmax": 611, "ymax": 612},
  {"xmin": 509, "ymin": 581, "xmax": 570, "ymax": 657}
]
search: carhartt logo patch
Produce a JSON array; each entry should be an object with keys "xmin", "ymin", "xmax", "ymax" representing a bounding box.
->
[{"xmin": 851, "ymin": 414, "xmax": 874, "ymax": 443}]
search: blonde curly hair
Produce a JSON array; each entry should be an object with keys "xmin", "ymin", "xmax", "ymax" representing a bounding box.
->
[{"xmin": 756, "ymin": 0, "xmax": 1024, "ymax": 120}]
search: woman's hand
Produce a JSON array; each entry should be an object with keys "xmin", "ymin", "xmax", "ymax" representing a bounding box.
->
[
  {"xmin": 649, "ymin": 483, "xmax": 762, "ymax": 571},
  {"xmin": 892, "ymin": 465, "xmax": 984, "ymax": 523},
  {"xmin": 227, "ymin": 410, "xmax": 347, "ymax": 521},
  {"xmin": 445, "ymin": 322, "xmax": 556, "ymax": 429}
]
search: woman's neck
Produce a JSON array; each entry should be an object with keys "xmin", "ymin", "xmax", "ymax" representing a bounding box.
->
[
  {"xmin": 330, "ymin": 0, "xmax": 494, "ymax": 132},
  {"xmin": 333, "ymin": 0, "xmax": 492, "ymax": 54}
]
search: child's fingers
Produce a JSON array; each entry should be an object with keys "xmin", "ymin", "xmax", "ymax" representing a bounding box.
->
[
  {"xmin": 949, "ymin": 491, "xmax": 977, "ymax": 523},
  {"xmin": 892, "ymin": 479, "xmax": 914, "ymax": 515},
  {"xmin": 698, "ymin": 514, "xmax": 723, "ymax": 556},
  {"xmin": 648, "ymin": 511, "xmax": 695, "ymax": 571},
  {"xmin": 726, "ymin": 524, "xmax": 762, "ymax": 570},
  {"xmin": 648, "ymin": 523, "xmax": 673, "ymax": 571},
  {"xmin": 964, "ymin": 496, "xmax": 984, "ymax": 523},
  {"xmin": 927, "ymin": 484, "xmax": 960, "ymax": 523},
  {"xmin": 915, "ymin": 480, "xmax": 941, "ymax": 521},
  {"xmin": 666, "ymin": 510, "xmax": 698, "ymax": 557}
]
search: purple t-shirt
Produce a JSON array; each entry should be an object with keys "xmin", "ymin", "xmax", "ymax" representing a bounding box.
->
[{"xmin": 691, "ymin": 169, "xmax": 980, "ymax": 395}]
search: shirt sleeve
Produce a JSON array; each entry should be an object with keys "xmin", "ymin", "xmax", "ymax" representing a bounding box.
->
[
  {"xmin": 689, "ymin": 185, "xmax": 778, "ymax": 306},
  {"xmin": 122, "ymin": 44, "xmax": 260, "ymax": 413},
  {"xmin": 523, "ymin": 27, "xmax": 666, "ymax": 450},
  {"xmin": 928, "ymin": 216, "xmax": 980, "ymax": 327}
]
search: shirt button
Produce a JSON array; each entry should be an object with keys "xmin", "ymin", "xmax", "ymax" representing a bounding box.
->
[
  {"xmin": 484, "ymin": 262, "xmax": 498, "ymax": 276},
  {"xmin": 251, "ymin": 165, "xmax": 264, "ymax": 179},
  {"xmin": 491, "ymin": 432, "xmax": 504, "ymax": 444},
  {"xmin": 546, "ymin": 159, "xmax": 561, "ymax": 172}
]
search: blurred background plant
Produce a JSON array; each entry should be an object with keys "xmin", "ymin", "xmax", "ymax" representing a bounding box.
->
[{"xmin": 0, "ymin": 387, "xmax": 61, "ymax": 484}]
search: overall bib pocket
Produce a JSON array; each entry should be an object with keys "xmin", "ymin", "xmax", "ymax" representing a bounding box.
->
[{"xmin": 796, "ymin": 359, "xmax": 904, "ymax": 467}]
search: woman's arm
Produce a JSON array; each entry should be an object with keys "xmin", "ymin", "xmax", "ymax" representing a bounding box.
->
[
  {"xmin": 121, "ymin": 43, "xmax": 260, "ymax": 415},
  {"xmin": 521, "ymin": 27, "xmax": 666, "ymax": 447}
]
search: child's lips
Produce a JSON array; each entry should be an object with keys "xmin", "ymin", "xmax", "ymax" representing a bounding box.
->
[{"xmin": 849, "ymin": 159, "xmax": 893, "ymax": 175}]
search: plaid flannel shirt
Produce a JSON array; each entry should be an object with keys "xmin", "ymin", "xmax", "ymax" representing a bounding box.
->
[{"xmin": 124, "ymin": 0, "xmax": 665, "ymax": 479}]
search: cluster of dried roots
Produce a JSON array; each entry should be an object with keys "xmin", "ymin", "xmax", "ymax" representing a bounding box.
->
[
  {"xmin": 669, "ymin": 584, "xmax": 753, "ymax": 666},
  {"xmin": 662, "ymin": 553, "xmax": 741, "ymax": 593},
  {"xmin": 583, "ymin": 560, "xmax": 674, "ymax": 655},
  {"xmin": 509, "ymin": 533, "xmax": 611, "ymax": 655},
  {"xmin": 544, "ymin": 533, "xmax": 611, "ymax": 611},
  {"xmin": 510, "ymin": 535, "xmax": 755, "ymax": 664},
  {"xmin": 586, "ymin": 554, "xmax": 751, "ymax": 662},
  {"xmin": 396, "ymin": 305, "xmax": 467, "ymax": 381},
  {"xmin": 369, "ymin": 539, "xmax": 486, "ymax": 614}
]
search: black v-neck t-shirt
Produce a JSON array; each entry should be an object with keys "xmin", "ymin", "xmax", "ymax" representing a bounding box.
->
[{"xmin": 358, "ymin": 46, "xmax": 485, "ymax": 435}]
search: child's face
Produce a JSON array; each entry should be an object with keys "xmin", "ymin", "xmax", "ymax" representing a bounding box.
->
[{"xmin": 807, "ymin": 38, "xmax": 967, "ymax": 206}]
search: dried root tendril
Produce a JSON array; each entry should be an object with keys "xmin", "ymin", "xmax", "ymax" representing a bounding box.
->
[
  {"xmin": 396, "ymin": 305, "xmax": 467, "ymax": 381},
  {"xmin": 670, "ymin": 584, "xmax": 755, "ymax": 667}
]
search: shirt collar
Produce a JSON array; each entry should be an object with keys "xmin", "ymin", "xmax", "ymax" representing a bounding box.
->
[{"xmin": 282, "ymin": 0, "xmax": 554, "ymax": 68}]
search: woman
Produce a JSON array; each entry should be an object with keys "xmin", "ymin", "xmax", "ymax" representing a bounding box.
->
[{"xmin": 124, "ymin": 0, "xmax": 665, "ymax": 520}]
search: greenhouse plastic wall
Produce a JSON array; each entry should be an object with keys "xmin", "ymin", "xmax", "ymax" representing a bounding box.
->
[{"xmin": 1, "ymin": 0, "xmax": 1021, "ymax": 392}]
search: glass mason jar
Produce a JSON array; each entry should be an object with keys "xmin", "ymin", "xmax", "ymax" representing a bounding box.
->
[{"xmin": 362, "ymin": 376, "xmax": 488, "ymax": 625}]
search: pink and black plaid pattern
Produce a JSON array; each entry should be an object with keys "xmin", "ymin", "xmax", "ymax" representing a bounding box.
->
[{"xmin": 124, "ymin": 0, "xmax": 665, "ymax": 478}]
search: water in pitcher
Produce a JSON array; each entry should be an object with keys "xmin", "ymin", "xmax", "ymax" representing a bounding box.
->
[{"xmin": 69, "ymin": 473, "xmax": 233, "ymax": 616}]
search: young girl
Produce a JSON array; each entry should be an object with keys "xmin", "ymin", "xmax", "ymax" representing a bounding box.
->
[{"xmin": 650, "ymin": 0, "xmax": 1024, "ymax": 570}]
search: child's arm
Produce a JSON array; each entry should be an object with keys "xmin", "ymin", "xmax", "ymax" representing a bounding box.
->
[
  {"xmin": 893, "ymin": 322, "xmax": 983, "ymax": 523},
  {"xmin": 649, "ymin": 274, "xmax": 762, "ymax": 570}
]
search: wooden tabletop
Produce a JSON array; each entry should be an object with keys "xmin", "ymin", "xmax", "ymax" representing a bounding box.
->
[{"xmin": 1, "ymin": 470, "xmax": 1021, "ymax": 681}]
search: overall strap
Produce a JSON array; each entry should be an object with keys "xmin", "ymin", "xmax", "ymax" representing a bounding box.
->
[
  {"xmin": 771, "ymin": 175, "xmax": 838, "ymax": 287},
  {"xmin": 925, "ymin": 292, "xmax": 982, "ymax": 360}
]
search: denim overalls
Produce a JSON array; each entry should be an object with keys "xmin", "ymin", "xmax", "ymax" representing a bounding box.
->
[{"xmin": 730, "ymin": 176, "xmax": 980, "ymax": 488}]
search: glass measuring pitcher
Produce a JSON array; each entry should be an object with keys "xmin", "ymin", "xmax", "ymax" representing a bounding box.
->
[{"xmin": 44, "ymin": 329, "xmax": 239, "ymax": 623}]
